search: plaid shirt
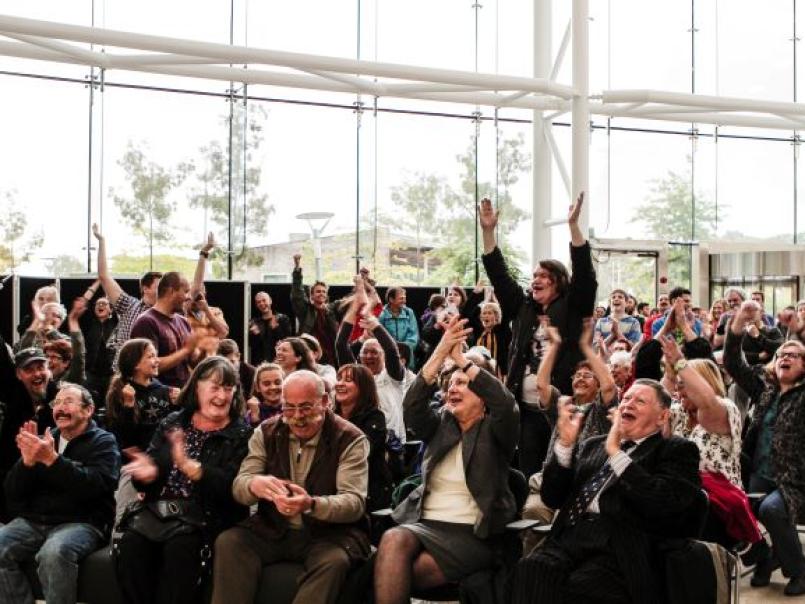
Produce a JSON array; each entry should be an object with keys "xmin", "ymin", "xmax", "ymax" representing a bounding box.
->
[{"xmin": 111, "ymin": 292, "xmax": 149, "ymax": 368}]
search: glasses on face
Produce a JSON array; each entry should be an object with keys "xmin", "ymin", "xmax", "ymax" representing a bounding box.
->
[
  {"xmin": 96, "ymin": 301, "xmax": 109, "ymax": 307},
  {"xmin": 281, "ymin": 403, "xmax": 318, "ymax": 416},
  {"xmin": 573, "ymin": 372, "xmax": 596, "ymax": 381},
  {"xmin": 776, "ymin": 351, "xmax": 804, "ymax": 361}
]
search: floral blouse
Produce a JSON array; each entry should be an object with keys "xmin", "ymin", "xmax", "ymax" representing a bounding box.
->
[
  {"xmin": 161, "ymin": 425, "xmax": 220, "ymax": 499},
  {"xmin": 669, "ymin": 397, "xmax": 742, "ymax": 487}
]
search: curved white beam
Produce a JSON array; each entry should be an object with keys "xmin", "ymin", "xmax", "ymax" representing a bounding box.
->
[
  {"xmin": 0, "ymin": 40, "xmax": 570, "ymax": 112},
  {"xmin": 0, "ymin": 14, "xmax": 577, "ymax": 99}
]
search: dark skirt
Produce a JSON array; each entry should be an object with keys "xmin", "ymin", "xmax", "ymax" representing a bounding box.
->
[{"xmin": 400, "ymin": 519, "xmax": 493, "ymax": 581}]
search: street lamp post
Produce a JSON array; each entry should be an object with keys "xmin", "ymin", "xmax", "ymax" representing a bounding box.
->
[{"xmin": 295, "ymin": 211, "xmax": 335, "ymax": 282}]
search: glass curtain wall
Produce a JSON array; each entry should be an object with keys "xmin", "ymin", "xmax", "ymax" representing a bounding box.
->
[{"xmin": 0, "ymin": 0, "xmax": 802, "ymax": 296}]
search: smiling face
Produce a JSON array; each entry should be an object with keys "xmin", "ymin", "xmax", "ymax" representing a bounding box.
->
[
  {"xmin": 571, "ymin": 367, "xmax": 599, "ymax": 402},
  {"xmin": 169, "ymin": 278, "xmax": 191, "ymax": 314},
  {"xmin": 134, "ymin": 343, "xmax": 159, "ymax": 379},
  {"xmin": 255, "ymin": 292, "xmax": 272, "ymax": 314},
  {"xmin": 51, "ymin": 385, "xmax": 93, "ymax": 440},
  {"xmin": 282, "ymin": 376, "xmax": 326, "ymax": 441},
  {"xmin": 774, "ymin": 344, "xmax": 805, "ymax": 386},
  {"xmin": 274, "ymin": 341, "xmax": 300, "ymax": 372},
  {"xmin": 530, "ymin": 267, "xmax": 558, "ymax": 306},
  {"xmin": 16, "ymin": 360, "xmax": 51, "ymax": 401},
  {"xmin": 711, "ymin": 301, "xmax": 724, "ymax": 320},
  {"xmin": 196, "ymin": 377, "xmax": 235, "ymax": 426},
  {"xmin": 446, "ymin": 288, "xmax": 463, "ymax": 307},
  {"xmin": 334, "ymin": 367, "xmax": 360, "ymax": 407},
  {"xmin": 94, "ymin": 297, "xmax": 112, "ymax": 321},
  {"xmin": 726, "ymin": 291, "xmax": 744, "ymax": 310},
  {"xmin": 658, "ymin": 295, "xmax": 670, "ymax": 312},
  {"xmin": 359, "ymin": 339, "xmax": 384, "ymax": 375},
  {"xmin": 618, "ymin": 383, "xmax": 669, "ymax": 441},
  {"xmin": 256, "ymin": 368, "xmax": 283, "ymax": 405},
  {"xmin": 610, "ymin": 291, "xmax": 626, "ymax": 311},
  {"xmin": 310, "ymin": 284, "xmax": 328, "ymax": 307},
  {"xmin": 445, "ymin": 370, "xmax": 484, "ymax": 427},
  {"xmin": 45, "ymin": 350, "xmax": 69, "ymax": 379},
  {"xmin": 610, "ymin": 363, "xmax": 632, "ymax": 389},
  {"xmin": 41, "ymin": 304, "xmax": 64, "ymax": 330}
]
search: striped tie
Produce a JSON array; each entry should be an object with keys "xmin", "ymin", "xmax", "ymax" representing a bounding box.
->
[{"xmin": 566, "ymin": 440, "xmax": 636, "ymax": 525}]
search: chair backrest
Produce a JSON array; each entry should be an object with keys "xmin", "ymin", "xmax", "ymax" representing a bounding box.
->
[{"xmin": 508, "ymin": 467, "xmax": 528, "ymax": 512}]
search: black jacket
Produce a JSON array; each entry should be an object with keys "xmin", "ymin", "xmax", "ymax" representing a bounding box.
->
[
  {"xmin": 482, "ymin": 243, "xmax": 596, "ymax": 397},
  {"xmin": 393, "ymin": 370, "xmax": 520, "ymax": 539},
  {"xmin": 136, "ymin": 409, "xmax": 252, "ymax": 537},
  {"xmin": 248, "ymin": 313, "xmax": 292, "ymax": 365},
  {"xmin": 4, "ymin": 420, "xmax": 120, "ymax": 535},
  {"xmin": 542, "ymin": 433, "xmax": 701, "ymax": 604},
  {"xmin": 723, "ymin": 330, "xmax": 805, "ymax": 522},
  {"xmin": 347, "ymin": 407, "xmax": 393, "ymax": 511},
  {"xmin": 106, "ymin": 379, "xmax": 174, "ymax": 451},
  {"xmin": 0, "ymin": 335, "xmax": 57, "ymax": 521}
]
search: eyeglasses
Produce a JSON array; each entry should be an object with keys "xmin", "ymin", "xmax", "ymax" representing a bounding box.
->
[
  {"xmin": 776, "ymin": 351, "xmax": 804, "ymax": 361},
  {"xmin": 281, "ymin": 403, "xmax": 317, "ymax": 416},
  {"xmin": 573, "ymin": 372, "xmax": 596, "ymax": 381}
]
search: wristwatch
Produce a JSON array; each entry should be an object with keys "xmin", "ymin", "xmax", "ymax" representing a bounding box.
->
[{"xmin": 673, "ymin": 358, "xmax": 688, "ymax": 373}]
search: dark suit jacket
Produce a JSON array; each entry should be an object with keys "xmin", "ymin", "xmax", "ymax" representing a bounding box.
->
[
  {"xmin": 392, "ymin": 369, "xmax": 520, "ymax": 539},
  {"xmin": 542, "ymin": 433, "xmax": 701, "ymax": 604}
]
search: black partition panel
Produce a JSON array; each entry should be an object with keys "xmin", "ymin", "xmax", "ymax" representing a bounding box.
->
[
  {"xmin": 203, "ymin": 281, "xmax": 247, "ymax": 354},
  {"xmin": 0, "ymin": 275, "xmax": 14, "ymax": 344}
]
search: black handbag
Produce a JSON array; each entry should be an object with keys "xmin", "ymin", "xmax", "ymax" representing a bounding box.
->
[{"xmin": 119, "ymin": 499, "xmax": 205, "ymax": 542}]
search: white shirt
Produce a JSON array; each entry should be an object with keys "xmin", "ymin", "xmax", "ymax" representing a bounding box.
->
[
  {"xmin": 374, "ymin": 368, "xmax": 406, "ymax": 443},
  {"xmin": 57, "ymin": 435, "xmax": 70, "ymax": 455},
  {"xmin": 554, "ymin": 433, "xmax": 655, "ymax": 513}
]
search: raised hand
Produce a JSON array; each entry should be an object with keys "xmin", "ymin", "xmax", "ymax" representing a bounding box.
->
[
  {"xmin": 568, "ymin": 191, "xmax": 584, "ymax": 226},
  {"xmin": 293, "ymin": 254, "xmax": 302, "ymax": 269},
  {"xmin": 122, "ymin": 448, "xmax": 158, "ymax": 483},
  {"xmin": 167, "ymin": 428, "xmax": 188, "ymax": 468},
  {"xmin": 202, "ymin": 232, "xmax": 216, "ymax": 254},
  {"xmin": 91, "ymin": 222, "xmax": 104, "ymax": 241},
  {"xmin": 121, "ymin": 384, "xmax": 136, "ymax": 408},
  {"xmin": 478, "ymin": 197, "xmax": 498, "ymax": 231},
  {"xmin": 605, "ymin": 407, "xmax": 622, "ymax": 457},
  {"xmin": 659, "ymin": 334, "xmax": 684, "ymax": 367},
  {"xmin": 557, "ymin": 398, "xmax": 583, "ymax": 447}
]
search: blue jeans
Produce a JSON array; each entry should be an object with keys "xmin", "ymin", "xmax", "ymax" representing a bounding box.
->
[
  {"xmin": 749, "ymin": 474, "xmax": 805, "ymax": 577},
  {"xmin": 0, "ymin": 517, "xmax": 102, "ymax": 604}
]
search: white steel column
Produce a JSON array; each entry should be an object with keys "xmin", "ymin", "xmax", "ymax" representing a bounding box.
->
[
  {"xmin": 572, "ymin": 0, "xmax": 590, "ymax": 235},
  {"xmin": 533, "ymin": 0, "xmax": 552, "ymax": 263}
]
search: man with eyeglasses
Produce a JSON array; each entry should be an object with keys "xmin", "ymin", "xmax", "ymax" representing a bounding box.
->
[
  {"xmin": 0, "ymin": 382, "xmax": 120, "ymax": 604},
  {"xmin": 212, "ymin": 370, "xmax": 370, "ymax": 604}
]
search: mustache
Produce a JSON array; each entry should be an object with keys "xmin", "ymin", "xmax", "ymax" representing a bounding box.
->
[
  {"xmin": 282, "ymin": 413, "xmax": 323, "ymax": 428},
  {"xmin": 54, "ymin": 412, "xmax": 72, "ymax": 420}
]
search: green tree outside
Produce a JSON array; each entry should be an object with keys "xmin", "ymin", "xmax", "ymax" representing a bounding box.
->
[{"xmin": 0, "ymin": 190, "xmax": 43, "ymax": 272}]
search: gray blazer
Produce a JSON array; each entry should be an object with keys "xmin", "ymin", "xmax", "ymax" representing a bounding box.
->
[{"xmin": 392, "ymin": 369, "xmax": 520, "ymax": 539}]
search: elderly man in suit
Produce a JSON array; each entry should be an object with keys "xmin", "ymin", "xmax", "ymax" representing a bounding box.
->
[{"xmin": 514, "ymin": 378, "xmax": 701, "ymax": 604}]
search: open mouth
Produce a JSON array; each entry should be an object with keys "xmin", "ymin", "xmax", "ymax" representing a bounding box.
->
[
  {"xmin": 55, "ymin": 413, "xmax": 72, "ymax": 421},
  {"xmin": 620, "ymin": 410, "xmax": 636, "ymax": 422}
]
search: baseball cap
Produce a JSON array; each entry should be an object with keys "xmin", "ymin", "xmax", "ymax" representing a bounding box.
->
[{"xmin": 14, "ymin": 347, "xmax": 47, "ymax": 369}]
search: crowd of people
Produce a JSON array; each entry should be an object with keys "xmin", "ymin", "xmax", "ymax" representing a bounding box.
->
[{"xmin": 1, "ymin": 195, "xmax": 804, "ymax": 604}]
